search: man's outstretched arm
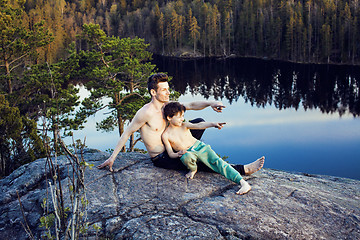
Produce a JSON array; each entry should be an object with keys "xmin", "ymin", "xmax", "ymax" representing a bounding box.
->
[
  {"xmin": 182, "ymin": 100, "xmax": 226, "ymax": 112},
  {"xmin": 97, "ymin": 109, "xmax": 148, "ymax": 171}
]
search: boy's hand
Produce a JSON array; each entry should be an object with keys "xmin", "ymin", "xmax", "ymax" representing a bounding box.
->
[
  {"xmin": 215, "ymin": 122, "xmax": 226, "ymax": 129},
  {"xmin": 177, "ymin": 150, "xmax": 187, "ymax": 157}
]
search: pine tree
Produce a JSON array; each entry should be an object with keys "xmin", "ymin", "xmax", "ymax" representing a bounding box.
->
[
  {"xmin": 210, "ymin": 5, "xmax": 220, "ymax": 55},
  {"xmin": 159, "ymin": 12, "xmax": 165, "ymax": 54},
  {"xmin": 189, "ymin": 10, "xmax": 200, "ymax": 54},
  {"xmin": 224, "ymin": 11, "xmax": 232, "ymax": 55},
  {"xmin": 171, "ymin": 9, "xmax": 179, "ymax": 49},
  {"xmin": 0, "ymin": 0, "xmax": 53, "ymax": 94},
  {"xmin": 78, "ymin": 24, "xmax": 155, "ymax": 151},
  {"xmin": 321, "ymin": 23, "xmax": 332, "ymax": 63},
  {"xmin": 0, "ymin": 95, "xmax": 44, "ymax": 176}
]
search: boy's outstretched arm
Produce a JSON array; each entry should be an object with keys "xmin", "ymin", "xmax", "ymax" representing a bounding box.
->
[{"xmin": 184, "ymin": 122, "xmax": 226, "ymax": 130}]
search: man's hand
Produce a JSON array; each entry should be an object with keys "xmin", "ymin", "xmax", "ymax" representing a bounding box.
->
[
  {"xmin": 97, "ymin": 157, "xmax": 115, "ymax": 172},
  {"xmin": 214, "ymin": 122, "xmax": 226, "ymax": 129},
  {"xmin": 211, "ymin": 102, "xmax": 226, "ymax": 112}
]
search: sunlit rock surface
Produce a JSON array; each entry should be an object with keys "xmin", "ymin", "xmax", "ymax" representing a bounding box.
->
[{"xmin": 1, "ymin": 150, "xmax": 359, "ymax": 239}]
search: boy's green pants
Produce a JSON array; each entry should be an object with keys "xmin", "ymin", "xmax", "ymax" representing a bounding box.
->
[{"xmin": 180, "ymin": 140, "xmax": 243, "ymax": 184}]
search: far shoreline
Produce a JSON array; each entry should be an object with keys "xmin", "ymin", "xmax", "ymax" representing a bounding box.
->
[{"xmin": 152, "ymin": 51, "xmax": 360, "ymax": 67}]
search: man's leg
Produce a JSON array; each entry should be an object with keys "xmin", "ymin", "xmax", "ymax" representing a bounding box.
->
[
  {"xmin": 242, "ymin": 156, "xmax": 265, "ymax": 175},
  {"xmin": 151, "ymin": 152, "xmax": 187, "ymax": 171},
  {"xmin": 189, "ymin": 118, "xmax": 206, "ymax": 139}
]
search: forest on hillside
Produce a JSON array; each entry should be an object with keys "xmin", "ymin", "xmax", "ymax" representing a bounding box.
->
[{"xmin": 14, "ymin": 0, "xmax": 360, "ymax": 65}]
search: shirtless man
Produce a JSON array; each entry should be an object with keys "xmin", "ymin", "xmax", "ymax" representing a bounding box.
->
[{"xmin": 98, "ymin": 73, "xmax": 264, "ymax": 175}]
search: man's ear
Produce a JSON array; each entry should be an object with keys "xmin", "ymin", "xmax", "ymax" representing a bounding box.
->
[{"xmin": 150, "ymin": 89, "xmax": 156, "ymax": 96}]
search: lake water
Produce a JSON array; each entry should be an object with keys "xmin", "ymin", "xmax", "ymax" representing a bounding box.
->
[{"xmin": 75, "ymin": 56, "xmax": 360, "ymax": 180}]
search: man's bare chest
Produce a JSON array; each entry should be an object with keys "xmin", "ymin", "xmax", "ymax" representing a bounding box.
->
[{"xmin": 145, "ymin": 115, "xmax": 166, "ymax": 133}]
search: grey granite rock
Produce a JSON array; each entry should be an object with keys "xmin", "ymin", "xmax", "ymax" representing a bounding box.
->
[{"xmin": 0, "ymin": 150, "xmax": 359, "ymax": 239}]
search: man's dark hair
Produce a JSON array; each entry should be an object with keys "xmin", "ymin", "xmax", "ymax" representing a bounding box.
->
[
  {"xmin": 147, "ymin": 73, "xmax": 169, "ymax": 93},
  {"xmin": 163, "ymin": 102, "xmax": 186, "ymax": 119}
]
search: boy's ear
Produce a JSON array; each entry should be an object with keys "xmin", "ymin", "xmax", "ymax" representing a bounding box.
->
[{"xmin": 166, "ymin": 116, "xmax": 172, "ymax": 121}]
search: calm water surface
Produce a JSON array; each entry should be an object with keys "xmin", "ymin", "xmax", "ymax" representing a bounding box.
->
[{"xmin": 77, "ymin": 56, "xmax": 360, "ymax": 180}]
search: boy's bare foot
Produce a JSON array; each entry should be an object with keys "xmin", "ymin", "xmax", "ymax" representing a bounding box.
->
[
  {"xmin": 185, "ymin": 170, "xmax": 197, "ymax": 179},
  {"xmin": 236, "ymin": 179, "xmax": 251, "ymax": 195},
  {"xmin": 244, "ymin": 156, "xmax": 265, "ymax": 175}
]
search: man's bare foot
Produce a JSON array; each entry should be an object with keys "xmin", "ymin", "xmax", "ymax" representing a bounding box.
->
[
  {"xmin": 97, "ymin": 158, "xmax": 114, "ymax": 172},
  {"xmin": 236, "ymin": 179, "xmax": 251, "ymax": 195},
  {"xmin": 185, "ymin": 170, "xmax": 197, "ymax": 179},
  {"xmin": 244, "ymin": 156, "xmax": 265, "ymax": 175}
]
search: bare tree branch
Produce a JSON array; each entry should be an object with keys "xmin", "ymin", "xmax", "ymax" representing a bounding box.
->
[{"xmin": 17, "ymin": 191, "xmax": 35, "ymax": 240}]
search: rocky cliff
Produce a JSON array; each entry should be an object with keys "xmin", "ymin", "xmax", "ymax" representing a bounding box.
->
[{"xmin": 1, "ymin": 149, "xmax": 359, "ymax": 239}]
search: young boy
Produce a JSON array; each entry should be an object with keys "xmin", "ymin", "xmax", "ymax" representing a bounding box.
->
[{"xmin": 162, "ymin": 102, "xmax": 261, "ymax": 195}]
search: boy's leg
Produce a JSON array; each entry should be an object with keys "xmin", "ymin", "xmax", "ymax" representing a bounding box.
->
[
  {"xmin": 180, "ymin": 151, "xmax": 198, "ymax": 179},
  {"xmin": 196, "ymin": 143, "xmax": 243, "ymax": 185},
  {"xmin": 189, "ymin": 118, "xmax": 215, "ymax": 173},
  {"xmin": 197, "ymin": 144, "xmax": 251, "ymax": 194},
  {"xmin": 189, "ymin": 118, "xmax": 246, "ymax": 174},
  {"xmin": 180, "ymin": 152, "xmax": 198, "ymax": 171}
]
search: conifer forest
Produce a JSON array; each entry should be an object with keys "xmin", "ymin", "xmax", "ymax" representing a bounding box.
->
[{"xmin": 6, "ymin": 0, "xmax": 360, "ymax": 64}]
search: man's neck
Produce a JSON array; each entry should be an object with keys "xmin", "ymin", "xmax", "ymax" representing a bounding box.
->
[{"xmin": 150, "ymin": 97, "xmax": 166, "ymax": 111}]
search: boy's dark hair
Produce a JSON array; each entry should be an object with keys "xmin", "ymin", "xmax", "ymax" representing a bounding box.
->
[
  {"xmin": 163, "ymin": 102, "xmax": 186, "ymax": 119},
  {"xmin": 147, "ymin": 73, "xmax": 168, "ymax": 94}
]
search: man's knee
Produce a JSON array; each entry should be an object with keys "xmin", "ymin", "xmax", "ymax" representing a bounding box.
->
[
  {"xmin": 189, "ymin": 118, "xmax": 205, "ymax": 140},
  {"xmin": 189, "ymin": 118, "xmax": 205, "ymax": 124}
]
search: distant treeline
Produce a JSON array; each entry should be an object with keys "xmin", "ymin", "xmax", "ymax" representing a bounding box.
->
[{"xmin": 22, "ymin": 0, "xmax": 360, "ymax": 65}]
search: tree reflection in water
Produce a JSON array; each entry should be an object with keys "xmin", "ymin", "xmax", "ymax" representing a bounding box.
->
[{"xmin": 153, "ymin": 55, "xmax": 360, "ymax": 117}]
